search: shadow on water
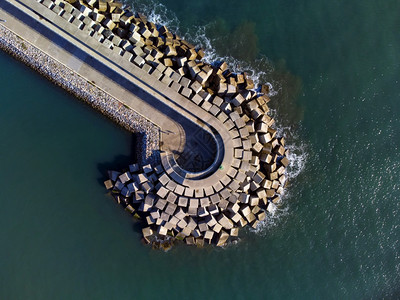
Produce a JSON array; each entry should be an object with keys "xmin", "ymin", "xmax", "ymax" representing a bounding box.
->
[
  {"xmin": 96, "ymin": 133, "xmax": 140, "ymax": 187},
  {"xmin": 205, "ymin": 19, "xmax": 304, "ymax": 128},
  {"xmin": 131, "ymin": 219, "xmax": 144, "ymax": 235}
]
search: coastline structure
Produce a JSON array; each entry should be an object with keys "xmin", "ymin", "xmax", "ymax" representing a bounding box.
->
[{"xmin": 0, "ymin": 0, "xmax": 289, "ymax": 248}]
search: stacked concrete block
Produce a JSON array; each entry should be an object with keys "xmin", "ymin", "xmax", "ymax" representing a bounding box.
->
[{"xmin": 40, "ymin": 0, "xmax": 290, "ymax": 248}]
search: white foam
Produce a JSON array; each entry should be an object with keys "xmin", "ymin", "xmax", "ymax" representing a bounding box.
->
[
  {"xmin": 185, "ymin": 24, "xmax": 279, "ymax": 96},
  {"xmin": 126, "ymin": 0, "xmax": 180, "ymax": 33}
]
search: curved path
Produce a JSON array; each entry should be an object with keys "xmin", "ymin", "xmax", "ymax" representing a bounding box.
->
[{"xmin": 1, "ymin": 0, "xmax": 239, "ymax": 193}]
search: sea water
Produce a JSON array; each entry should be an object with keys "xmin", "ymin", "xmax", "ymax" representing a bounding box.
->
[{"xmin": 0, "ymin": 0, "xmax": 399, "ymax": 299}]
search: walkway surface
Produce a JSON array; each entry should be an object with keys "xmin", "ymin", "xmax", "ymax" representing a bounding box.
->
[{"xmin": 0, "ymin": 0, "xmax": 235, "ymax": 186}]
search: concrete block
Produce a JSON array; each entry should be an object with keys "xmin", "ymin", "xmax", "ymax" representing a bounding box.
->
[
  {"xmin": 226, "ymin": 84, "xmax": 237, "ymax": 96},
  {"xmin": 232, "ymin": 93, "xmax": 245, "ymax": 107},
  {"xmin": 209, "ymin": 105, "xmax": 220, "ymax": 116},
  {"xmin": 177, "ymin": 196, "xmax": 189, "ymax": 207},
  {"xmin": 186, "ymin": 218, "xmax": 197, "ymax": 231},
  {"xmin": 171, "ymin": 207, "xmax": 184, "ymax": 220},
  {"xmin": 237, "ymin": 217, "xmax": 247, "ymax": 227},
  {"xmin": 188, "ymin": 65, "xmax": 201, "ymax": 78},
  {"xmin": 157, "ymin": 226, "xmax": 168, "ymax": 236},
  {"xmin": 104, "ymin": 179, "xmax": 113, "ymax": 190},
  {"xmin": 190, "ymin": 94, "xmax": 203, "ymax": 105},
  {"xmin": 170, "ymin": 81, "xmax": 182, "ymax": 93},
  {"xmin": 160, "ymin": 212, "xmax": 170, "ymax": 222},
  {"xmin": 165, "ymin": 202, "xmax": 177, "ymax": 215},
  {"xmin": 166, "ymin": 192, "xmax": 177, "ymax": 203},
  {"xmin": 133, "ymin": 191, "xmax": 145, "ymax": 203},
  {"xmin": 202, "ymin": 186, "xmax": 213, "ymax": 197},
  {"xmin": 234, "ymin": 148, "xmax": 243, "ymax": 159},
  {"xmin": 219, "ymin": 188, "xmax": 231, "ymax": 200},
  {"xmin": 257, "ymin": 211, "xmax": 266, "ymax": 221},
  {"xmin": 252, "ymin": 142, "xmax": 263, "ymax": 153},
  {"xmin": 188, "ymin": 198, "xmax": 199, "ymax": 209},
  {"xmin": 203, "ymin": 230, "xmax": 213, "ymax": 241},
  {"xmin": 192, "ymin": 228, "xmax": 201, "ymax": 238},
  {"xmin": 196, "ymin": 220, "xmax": 208, "ymax": 232},
  {"xmin": 205, "ymin": 215, "xmax": 217, "ymax": 227},
  {"xmin": 228, "ymin": 193, "xmax": 238, "ymax": 203},
  {"xmin": 190, "ymin": 81, "xmax": 202, "ymax": 93},
  {"xmin": 198, "ymin": 197, "xmax": 209, "ymax": 208},
  {"xmin": 145, "ymin": 215, "xmax": 155, "ymax": 225},
  {"xmin": 218, "ymin": 82, "xmax": 227, "ymax": 95},
  {"xmin": 218, "ymin": 199, "xmax": 229, "ymax": 210},
  {"xmin": 216, "ymin": 231, "xmax": 229, "ymax": 246},
  {"xmin": 143, "ymin": 193, "xmax": 156, "ymax": 208},
  {"xmin": 228, "ymin": 180, "xmax": 240, "ymax": 191},
  {"xmin": 195, "ymin": 71, "xmax": 210, "ymax": 85},
  {"xmin": 245, "ymin": 212, "xmax": 256, "ymax": 223},
  {"xmin": 210, "ymin": 194, "xmax": 221, "ymax": 205},
  {"xmin": 133, "ymin": 55, "xmax": 145, "ymax": 67},
  {"xmin": 201, "ymin": 101, "xmax": 212, "ymax": 112},
  {"xmin": 132, "ymin": 46, "xmax": 144, "ymax": 57},
  {"xmin": 181, "ymin": 87, "xmax": 193, "ymax": 99},
  {"xmin": 213, "ymin": 181, "xmax": 224, "ymax": 192},
  {"xmin": 185, "ymin": 236, "xmax": 195, "ymax": 245},
  {"xmin": 180, "ymin": 226, "xmax": 191, "ymax": 237},
  {"xmin": 238, "ymin": 193, "xmax": 249, "ymax": 204},
  {"xmin": 156, "ymin": 186, "xmax": 168, "ymax": 198},
  {"xmin": 161, "ymin": 75, "xmax": 173, "ymax": 86},
  {"xmin": 230, "ymin": 227, "xmax": 239, "ymax": 237},
  {"xmin": 113, "ymin": 180, "xmax": 124, "ymax": 191},
  {"xmin": 208, "ymin": 204, "xmax": 219, "ymax": 215},
  {"xmin": 158, "ymin": 173, "xmax": 169, "ymax": 185},
  {"xmin": 177, "ymin": 218, "xmax": 188, "ymax": 229},
  {"xmin": 187, "ymin": 207, "xmax": 197, "ymax": 216},
  {"xmin": 249, "ymin": 196, "xmax": 259, "ymax": 206},
  {"xmin": 212, "ymin": 96, "xmax": 224, "ymax": 107},
  {"xmin": 150, "ymin": 209, "xmax": 161, "ymax": 219},
  {"xmin": 178, "ymin": 76, "xmax": 191, "ymax": 88},
  {"xmin": 230, "ymin": 212, "xmax": 242, "ymax": 223},
  {"xmin": 271, "ymin": 180, "xmax": 280, "ymax": 190},
  {"xmin": 164, "ymin": 45, "xmax": 177, "ymax": 56},
  {"xmin": 120, "ymin": 187, "xmax": 131, "ymax": 197},
  {"xmin": 142, "ymin": 227, "xmax": 153, "ymax": 237},
  {"xmin": 164, "ymin": 221, "xmax": 175, "ymax": 230},
  {"xmin": 151, "ymin": 69, "xmax": 163, "ymax": 80},
  {"xmin": 155, "ymin": 198, "xmax": 167, "ymax": 210},
  {"xmin": 279, "ymin": 174, "xmax": 286, "ymax": 185},
  {"xmin": 251, "ymin": 220, "xmax": 260, "ymax": 229},
  {"xmin": 213, "ymin": 223, "xmax": 223, "ymax": 233},
  {"xmin": 169, "ymin": 216, "xmax": 180, "ymax": 227},
  {"xmin": 256, "ymin": 189, "xmax": 267, "ymax": 200},
  {"xmin": 241, "ymin": 205, "xmax": 251, "ymax": 217},
  {"xmin": 197, "ymin": 207, "xmax": 209, "ymax": 218},
  {"xmin": 172, "ymin": 184, "xmax": 184, "ymax": 196},
  {"xmin": 184, "ymin": 188, "xmax": 194, "ymax": 197},
  {"xmin": 280, "ymin": 157, "xmax": 290, "ymax": 168},
  {"xmin": 139, "ymin": 27, "xmax": 151, "ymax": 39}
]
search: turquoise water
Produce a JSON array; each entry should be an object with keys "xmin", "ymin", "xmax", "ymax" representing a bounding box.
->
[{"xmin": 1, "ymin": 0, "xmax": 400, "ymax": 299}]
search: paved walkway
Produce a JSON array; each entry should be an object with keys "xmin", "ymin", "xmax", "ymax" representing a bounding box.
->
[{"xmin": 0, "ymin": 0, "xmax": 235, "ymax": 188}]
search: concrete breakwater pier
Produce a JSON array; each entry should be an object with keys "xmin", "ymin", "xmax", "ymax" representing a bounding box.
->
[{"xmin": 1, "ymin": 0, "xmax": 290, "ymax": 248}]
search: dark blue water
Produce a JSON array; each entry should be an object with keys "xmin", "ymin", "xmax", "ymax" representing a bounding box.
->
[{"xmin": 1, "ymin": 0, "xmax": 399, "ymax": 299}]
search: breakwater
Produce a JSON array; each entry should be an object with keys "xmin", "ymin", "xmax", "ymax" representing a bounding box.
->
[{"xmin": 2, "ymin": 0, "xmax": 290, "ymax": 248}]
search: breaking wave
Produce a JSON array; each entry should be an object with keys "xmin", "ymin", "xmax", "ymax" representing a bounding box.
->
[{"xmin": 126, "ymin": 0, "xmax": 308, "ymax": 231}]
